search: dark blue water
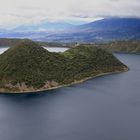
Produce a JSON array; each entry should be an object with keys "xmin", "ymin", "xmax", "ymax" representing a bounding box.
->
[{"xmin": 0, "ymin": 54, "xmax": 140, "ymax": 140}]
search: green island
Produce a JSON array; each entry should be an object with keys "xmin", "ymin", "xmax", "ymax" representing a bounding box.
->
[{"xmin": 0, "ymin": 40, "xmax": 128, "ymax": 93}]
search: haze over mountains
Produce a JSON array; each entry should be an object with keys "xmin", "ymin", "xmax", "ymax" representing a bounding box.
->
[{"xmin": 0, "ymin": 18, "xmax": 140, "ymax": 43}]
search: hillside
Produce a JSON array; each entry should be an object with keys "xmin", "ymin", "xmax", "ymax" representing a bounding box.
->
[
  {"xmin": 0, "ymin": 40, "xmax": 128, "ymax": 93},
  {"xmin": 0, "ymin": 38, "xmax": 73, "ymax": 48},
  {"xmin": 0, "ymin": 38, "xmax": 28, "ymax": 47},
  {"xmin": 98, "ymin": 40, "xmax": 140, "ymax": 53}
]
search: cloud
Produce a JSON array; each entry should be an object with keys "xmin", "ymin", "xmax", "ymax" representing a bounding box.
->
[{"xmin": 0, "ymin": 0, "xmax": 139, "ymax": 27}]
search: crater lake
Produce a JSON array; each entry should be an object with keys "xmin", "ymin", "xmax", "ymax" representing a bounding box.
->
[{"xmin": 0, "ymin": 47, "xmax": 139, "ymax": 140}]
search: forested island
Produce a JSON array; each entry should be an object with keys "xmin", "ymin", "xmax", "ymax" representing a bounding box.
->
[{"xmin": 0, "ymin": 40, "xmax": 128, "ymax": 93}]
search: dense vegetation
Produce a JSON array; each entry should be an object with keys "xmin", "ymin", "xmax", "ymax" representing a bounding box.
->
[
  {"xmin": 98, "ymin": 40, "xmax": 140, "ymax": 53},
  {"xmin": 0, "ymin": 40, "xmax": 128, "ymax": 93}
]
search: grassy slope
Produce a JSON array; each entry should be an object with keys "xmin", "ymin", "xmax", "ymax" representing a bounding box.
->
[{"xmin": 0, "ymin": 40, "xmax": 128, "ymax": 92}]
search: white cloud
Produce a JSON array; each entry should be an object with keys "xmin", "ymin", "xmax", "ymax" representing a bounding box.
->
[{"xmin": 0, "ymin": 0, "xmax": 139, "ymax": 27}]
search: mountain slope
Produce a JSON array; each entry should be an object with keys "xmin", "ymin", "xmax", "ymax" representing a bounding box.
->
[
  {"xmin": 0, "ymin": 38, "xmax": 28, "ymax": 46},
  {"xmin": 98, "ymin": 40, "xmax": 140, "ymax": 53},
  {"xmin": 77, "ymin": 18, "xmax": 140, "ymax": 41},
  {"xmin": 42, "ymin": 18, "xmax": 140, "ymax": 42},
  {"xmin": 0, "ymin": 40, "xmax": 128, "ymax": 93},
  {"xmin": 9, "ymin": 21, "xmax": 74, "ymax": 32},
  {"xmin": 1, "ymin": 18, "xmax": 140, "ymax": 42}
]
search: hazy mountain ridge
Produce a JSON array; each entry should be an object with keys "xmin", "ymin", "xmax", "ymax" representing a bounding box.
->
[
  {"xmin": 0, "ymin": 18, "xmax": 140, "ymax": 42},
  {"xmin": 48, "ymin": 18, "xmax": 140, "ymax": 42},
  {"xmin": 13, "ymin": 21, "xmax": 74, "ymax": 32}
]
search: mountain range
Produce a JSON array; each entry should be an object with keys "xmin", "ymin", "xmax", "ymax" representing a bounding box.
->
[{"xmin": 0, "ymin": 18, "xmax": 140, "ymax": 42}]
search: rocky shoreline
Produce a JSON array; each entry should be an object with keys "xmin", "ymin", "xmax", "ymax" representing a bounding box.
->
[{"xmin": 0, "ymin": 67, "xmax": 129, "ymax": 94}]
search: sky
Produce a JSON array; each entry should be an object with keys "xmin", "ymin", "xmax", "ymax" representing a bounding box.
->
[{"xmin": 0, "ymin": 0, "xmax": 139, "ymax": 27}]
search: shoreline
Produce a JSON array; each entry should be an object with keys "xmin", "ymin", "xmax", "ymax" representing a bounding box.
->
[
  {"xmin": 0, "ymin": 68, "xmax": 129, "ymax": 94},
  {"xmin": 114, "ymin": 52, "xmax": 140, "ymax": 55}
]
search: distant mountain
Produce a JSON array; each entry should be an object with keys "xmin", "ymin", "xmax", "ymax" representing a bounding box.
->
[
  {"xmin": 13, "ymin": 21, "xmax": 74, "ymax": 32},
  {"xmin": 76, "ymin": 18, "xmax": 140, "ymax": 41},
  {"xmin": 0, "ymin": 18, "xmax": 140, "ymax": 42},
  {"xmin": 44, "ymin": 18, "xmax": 140, "ymax": 42},
  {"xmin": 0, "ymin": 21, "xmax": 75, "ymax": 41},
  {"xmin": 78, "ymin": 18, "xmax": 140, "ymax": 31}
]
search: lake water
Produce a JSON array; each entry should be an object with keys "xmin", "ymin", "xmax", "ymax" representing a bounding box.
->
[
  {"xmin": 0, "ymin": 46, "xmax": 69, "ymax": 54},
  {"xmin": 43, "ymin": 47, "xmax": 69, "ymax": 52},
  {"xmin": 0, "ymin": 47, "xmax": 10, "ymax": 54},
  {"xmin": 0, "ymin": 48, "xmax": 140, "ymax": 140}
]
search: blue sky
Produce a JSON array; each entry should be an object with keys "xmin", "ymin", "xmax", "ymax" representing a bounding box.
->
[{"xmin": 0, "ymin": 0, "xmax": 139, "ymax": 27}]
